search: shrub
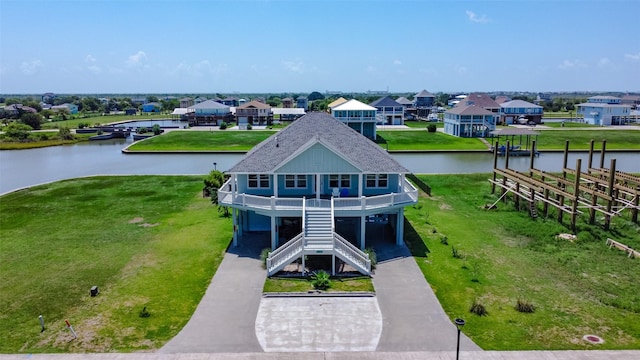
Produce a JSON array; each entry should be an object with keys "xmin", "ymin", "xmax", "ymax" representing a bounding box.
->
[
  {"xmin": 4, "ymin": 123, "xmax": 32, "ymax": 141},
  {"xmin": 136, "ymin": 127, "xmax": 148, "ymax": 134},
  {"xmin": 57, "ymin": 127, "xmax": 74, "ymax": 140},
  {"xmin": 152, "ymin": 124, "xmax": 161, "ymax": 135},
  {"xmin": 470, "ymin": 299, "xmax": 488, "ymax": 316},
  {"xmin": 139, "ymin": 306, "xmax": 151, "ymax": 318},
  {"xmin": 219, "ymin": 122, "xmax": 228, "ymax": 130},
  {"xmin": 427, "ymin": 124, "xmax": 437, "ymax": 133},
  {"xmin": 78, "ymin": 123, "xmax": 86, "ymax": 129},
  {"xmin": 515, "ymin": 298, "xmax": 536, "ymax": 313},
  {"xmin": 311, "ymin": 270, "xmax": 331, "ymax": 290},
  {"xmin": 364, "ymin": 248, "xmax": 377, "ymax": 269},
  {"xmin": 260, "ymin": 248, "xmax": 271, "ymax": 269},
  {"xmin": 246, "ymin": 123, "xmax": 252, "ymax": 130},
  {"xmin": 440, "ymin": 236, "xmax": 449, "ymax": 245},
  {"xmin": 452, "ymin": 246, "xmax": 464, "ymax": 259}
]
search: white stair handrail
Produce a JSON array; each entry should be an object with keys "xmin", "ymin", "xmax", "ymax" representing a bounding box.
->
[
  {"xmin": 330, "ymin": 197, "xmax": 335, "ymax": 233},
  {"xmin": 333, "ymin": 233, "xmax": 371, "ymax": 274},
  {"xmin": 266, "ymin": 233, "xmax": 304, "ymax": 276},
  {"xmin": 302, "ymin": 196, "xmax": 306, "ymax": 236}
]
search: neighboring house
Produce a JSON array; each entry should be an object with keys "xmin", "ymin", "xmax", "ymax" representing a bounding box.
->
[
  {"xmin": 186, "ymin": 100, "xmax": 233, "ymax": 126},
  {"xmin": 444, "ymin": 104, "xmax": 496, "ymax": 137},
  {"xmin": 413, "ymin": 89, "xmax": 435, "ymax": 118},
  {"xmin": 217, "ymin": 112, "xmax": 418, "ymax": 276},
  {"xmin": 447, "ymin": 94, "xmax": 468, "ymax": 107},
  {"xmin": 42, "ymin": 92, "xmax": 56, "ymax": 104},
  {"xmin": 455, "ymin": 93, "xmax": 501, "ymax": 124},
  {"xmin": 125, "ymin": 108, "xmax": 137, "ymax": 115},
  {"xmin": 221, "ymin": 97, "xmax": 239, "ymax": 107},
  {"xmin": 494, "ymin": 96, "xmax": 511, "ymax": 104},
  {"xmin": 3, "ymin": 104, "xmax": 38, "ymax": 116},
  {"xmin": 395, "ymin": 96, "xmax": 413, "ymax": 108},
  {"xmin": 621, "ymin": 95, "xmax": 640, "ymax": 109},
  {"xmin": 330, "ymin": 99, "xmax": 378, "ymax": 139},
  {"xmin": 235, "ymin": 100, "xmax": 272, "ymax": 125},
  {"xmin": 281, "ymin": 97, "xmax": 294, "ymax": 108},
  {"xmin": 577, "ymin": 96, "xmax": 633, "ymax": 126},
  {"xmin": 500, "ymin": 100, "xmax": 543, "ymax": 124},
  {"xmin": 130, "ymin": 96, "xmax": 147, "ymax": 105},
  {"xmin": 142, "ymin": 102, "xmax": 161, "ymax": 113},
  {"xmin": 296, "ymin": 96, "xmax": 309, "ymax": 110},
  {"xmin": 180, "ymin": 97, "xmax": 194, "ymax": 108},
  {"xmin": 271, "ymin": 108, "xmax": 305, "ymax": 121},
  {"xmin": 193, "ymin": 97, "xmax": 208, "ymax": 104},
  {"xmin": 52, "ymin": 103, "xmax": 79, "ymax": 114},
  {"xmin": 370, "ymin": 96, "xmax": 404, "ymax": 125},
  {"xmin": 326, "ymin": 97, "xmax": 348, "ymax": 112}
]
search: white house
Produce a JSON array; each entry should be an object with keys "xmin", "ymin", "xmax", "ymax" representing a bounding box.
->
[
  {"xmin": 577, "ymin": 96, "xmax": 633, "ymax": 126},
  {"xmin": 330, "ymin": 99, "xmax": 378, "ymax": 139}
]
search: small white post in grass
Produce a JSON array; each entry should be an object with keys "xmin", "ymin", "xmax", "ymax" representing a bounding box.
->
[
  {"xmin": 65, "ymin": 319, "xmax": 77, "ymax": 339},
  {"xmin": 38, "ymin": 315, "xmax": 45, "ymax": 332}
]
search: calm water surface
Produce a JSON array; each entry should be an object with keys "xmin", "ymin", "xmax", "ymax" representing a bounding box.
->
[{"xmin": 1, "ymin": 139, "xmax": 638, "ymax": 194}]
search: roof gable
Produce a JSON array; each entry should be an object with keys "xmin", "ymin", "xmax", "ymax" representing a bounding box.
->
[
  {"xmin": 228, "ymin": 112, "xmax": 408, "ymax": 174},
  {"xmin": 189, "ymin": 100, "xmax": 229, "ymax": 109},
  {"xmin": 455, "ymin": 93, "xmax": 500, "ymax": 109},
  {"xmin": 327, "ymin": 97, "xmax": 348, "ymax": 108},
  {"xmin": 369, "ymin": 96, "xmax": 402, "ymax": 107},
  {"xmin": 446, "ymin": 104, "xmax": 495, "ymax": 116},
  {"xmin": 332, "ymin": 99, "xmax": 377, "ymax": 111},
  {"xmin": 501, "ymin": 100, "xmax": 542, "ymax": 108},
  {"xmin": 415, "ymin": 89, "xmax": 434, "ymax": 98},
  {"xmin": 274, "ymin": 141, "xmax": 361, "ymax": 174},
  {"xmin": 237, "ymin": 100, "xmax": 271, "ymax": 109}
]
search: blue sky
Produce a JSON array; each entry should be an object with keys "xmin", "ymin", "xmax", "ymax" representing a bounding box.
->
[{"xmin": 1, "ymin": 0, "xmax": 639, "ymax": 94}]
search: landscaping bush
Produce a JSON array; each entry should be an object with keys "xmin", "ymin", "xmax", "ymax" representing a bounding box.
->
[
  {"xmin": 364, "ymin": 248, "xmax": 377, "ymax": 269},
  {"xmin": 440, "ymin": 236, "xmax": 449, "ymax": 245},
  {"xmin": 470, "ymin": 299, "xmax": 488, "ymax": 316},
  {"xmin": 452, "ymin": 246, "xmax": 464, "ymax": 259},
  {"xmin": 137, "ymin": 127, "xmax": 148, "ymax": 134},
  {"xmin": 515, "ymin": 298, "xmax": 536, "ymax": 313},
  {"xmin": 57, "ymin": 127, "xmax": 74, "ymax": 140},
  {"xmin": 311, "ymin": 270, "xmax": 331, "ymax": 290},
  {"xmin": 427, "ymin": 124, "xmax": 437, "ymax": 133},
  {"xmin": 260, "ymin": 248, "xmax": 271, "ymax": 269},
  {"xmin": 219, "ymin": 122, "xmax": 228, "ymax": 130},
  {"xmin": 246, "ymin": 123, "xmax": 252, "ymax": 130},
  {"xmin": 139, "ymin": 306, "xmax": 150, "ymax": 318},
  {"xmin": 152, "ymin": 124, "xmax": 161, "ymax": 135}
]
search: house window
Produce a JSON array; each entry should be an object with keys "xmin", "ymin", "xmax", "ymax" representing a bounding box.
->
[
  {"xmin": 285, "ymin": 175, "xmax": 307, "ymax": 188},
  {"xmin": 329, "ymin": 174, "xmax": 350, "ymax": 188},
  {"xmin": 366, "ymin": 174, "xmax": 388, "ymax": 188},
  {"xmin": 248, "ymin": 174, "xmax": 270, "ymax": 188}
]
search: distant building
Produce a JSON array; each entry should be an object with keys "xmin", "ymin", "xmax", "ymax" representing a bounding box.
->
[
  {"xmin": 494, "ymin": 96, "xmax": 511, "ymax": 104},
  {"xmin": 500, "ymin": 100, "xmax": 543, "ymax": 124},
  {"xmin": 220, "ymin": 97, "xmax": 239, "ymax": 107},
  {"xmin": 455, "ymin": 93, "xmax": 501, "ymax": 124},
  {"xmin": 236, "ymin": 100, "xmax": 272, "ymax": 125},
  {"xmin": 621, "ymin": 95, "xmax": 640, "ymax": 109},
  {"xmin": 369, "ymin": 96, "xmax": 404, "ymax": 125},
  {"xmin": 330, "ymin": 99, "xmax": 377, "ymax": 139},
  {"xmin": 444, "ymin": 105, "xmax": 496, "ymax": 138},
  {"xmin": 296, "ymin": 96, "xmax": 308, "ymax": 111},
  {"xmin": 142, "ymin": 102, "xmax": 161, "ymax": 113},
  {"xmin": 327, "ymin": 97, "xmax": 348, "ymax": 112},
  {"xmin": 187, "ymin": 100, "xmax": 233, "ymax": 126},
  {"xmin": 281, "ymin": 97, "xmax": 294, "ymax": 108},
  {"xmin": 413, "ymin": 90, "xmax": 435, "ymax": 118},
  {"xmin": 52, "ymin": 103, "xmax": 79, "ymax": 114},
  {"xmin": 577, "ymin": 96, "xmax": 632, "ymax": 126},
  {"xmin": 179, "ymin": 97, "xmax": 194, "ymax": 108},
  {"xmin": 42, "ymin": 92, "xmax": 56, "ymax": 104}
]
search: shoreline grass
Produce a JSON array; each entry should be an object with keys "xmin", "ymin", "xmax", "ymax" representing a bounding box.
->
[
  {"xmin": 0, "ymin": 176, "xmax": 232, "ymax": 352},
  {"xmin": 126, "ymin": 130, "xmax": 276, "ymax": 152},
  {"xmin": 405, "ymin": 174, "xmax": 640, "ymax": 350}
]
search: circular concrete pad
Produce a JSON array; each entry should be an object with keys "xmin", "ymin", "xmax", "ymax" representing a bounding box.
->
[{"xmin": 255, "ymin": 297, "xmax": 382, "ymax": 352}]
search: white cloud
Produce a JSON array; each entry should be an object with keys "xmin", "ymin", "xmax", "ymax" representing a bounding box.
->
[
  {"xmin": 126, "ymin": 51, "xmax": 147, "ymax": 67},
  {"xmin": 558, "ymin": 59, "xmax": 587, "ymax": 69},
  {"xmin": 598, "ymin": 57, "xmax": 611, "ymax": 67},
  {"xmin": 85, "ymin": 54, "xmax": 96, "ymax": 63},
  {"xmin": 466, "ymin": 10, "xmax": 489, "ymax": 24},
  {"xmin": 366, "ymin": 65, "xmax": 376, "ymax": 73},
  {"xmin": 87, "ymin": 65, "xmax": 102, "ymax": 74},
  {"xmin": 20, "ymin": 60, "xmax": 43, "ymax": 75},
  {"xmin": 624, "ymin": 52, "xmax": 640, "ymax": 61},
  {"xmin": 282, "ymin": 60, "xmax": 304, "ymax": 73},
  {"xmin": 393, "ymin": 59, "xmax": 402, "ymax": 65}
]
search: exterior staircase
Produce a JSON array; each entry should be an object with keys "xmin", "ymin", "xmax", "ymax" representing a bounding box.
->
[{"xmin": 266, "ymin": 198, "xmax": 371, "ymax": 277}]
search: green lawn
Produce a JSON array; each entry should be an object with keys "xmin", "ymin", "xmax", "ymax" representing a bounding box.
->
[
  {"xmin": 377, "ymin": 130, "xmax": 487, "ymax": 151},
  {"xmin": 0, "ymin": 176, "xmax": 232, "ymax": 353},
  {"xmin": 535, "ymin": 129, "xmax": 640, "ymax": 150},
  {"xmin": 405, "ymin": 174, "xmax": 640, "ymax": 350},
  {"xmin": 263, "ymin": 276, "xmax": 374, "ymax": 293},
  {"xmin": 541, "ymin": 121, "xmax": 597, "ymax": 128},
  {"xmin": 41, "ymin": 113, "xmax": 170, "ymax": 130},
  {"xmin": 402, "ymin": 121, "xmax": 444, "ymax": 129},
  {"xmin": 126, "ymin": 130, "xmax": 276, "ymax": 151}
]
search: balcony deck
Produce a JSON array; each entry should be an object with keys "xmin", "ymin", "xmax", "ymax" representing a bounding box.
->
[{"xmin": 218, "ymin": 179, "xmax": 418, "ymax": 213}]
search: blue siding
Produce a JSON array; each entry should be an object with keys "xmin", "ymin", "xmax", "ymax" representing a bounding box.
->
[{"xmin": 276, "ymin": 143, "xmax": 360, "ymax": 174}]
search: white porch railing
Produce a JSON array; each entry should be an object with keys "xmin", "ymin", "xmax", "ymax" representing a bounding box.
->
[
  {"xmin": 334, "ymin": 233, "xmax": 371, "ymax": 275},
  {"xmin": 266, "ymin": 233, "xmax": 304, "ymax": 276},
  {"xmin": 218, "ymin": 178, "xmax": 418, "ymax": 212}
]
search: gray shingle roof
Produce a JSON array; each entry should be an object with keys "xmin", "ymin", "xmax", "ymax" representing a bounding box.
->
[
  {"xmin": 189, "ymin": 100, "xmax": 229, "ymax": 109},
  {"xmin": 228, "ymin": 112, "xmax": 409, "ymax": 174},
  {"xmin": 446, "ymin": 104, "xmax": 495, "ymax": 116},
  {"xmin": 369, "ymin": 96, "xmax": 402, "ymax": 107},
  {"xmin": 395, "ymin": 97, "xmax": 413, "ymax": 106},
  {"xmin": 455, "ymin": 93, "xmax": 500, "ymax": 109},
  {"xmin": 415, "ymin": 89, "xmax": 434, "ymax": 98}
]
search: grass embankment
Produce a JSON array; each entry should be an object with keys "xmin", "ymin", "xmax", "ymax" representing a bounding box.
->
[
  {"xmin": 0, "ymin": 176, "xmax": 232, "ymax": 353},
  {"xmin": 41, "ymin": 114, "xmax": 169, "ymax": 130},
  {"xmin": 0, "ymin": 133, "xmax": 93, "ymax": 150},
  {"xmin": 541, "ymin": 121, "xmax": 597, "ymax": 128},
  {"xmin": 377, "ymin": 130, "xmax": 487, "ymax": 151},
  {"xmin": 405, "ymin": 174, "xmax": 640, "ymax": 350},
  {"xmin": 535, "ymin": 129, "xmax": 640, "ymax": 150},
  {"xmin": 126, "ymin": 130, "xmax": 276, "ymax": 152},
  {"xmin": 264, "ymin": 276, "xmax": 374, "ymax": 293}
]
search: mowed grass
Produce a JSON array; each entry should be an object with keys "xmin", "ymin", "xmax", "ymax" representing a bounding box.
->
[
  {"xmin": 0, "ymin": 176, "xmax": 232, "ymax": 353},
  {"xmin": 263, "ymin": 276, "xmax": 374, "ymax": 293},
  {"xmin": 126, "ymin": 130, "xmax": 276, "ymax": 152},
  {"xmin": 377, "ymin": 130, "xmax": 487, "ymax": 151},
  {"xmin": 535, "ymin": 129, "xmax": 640, "ymax": 150},
  {"xmin": 405, "ymin": 174, "xmax": 640, "ymax": 350},
  {"xmin": 541, "ymin": 121, "xmax": 597, "ymax": 128},
  {"xmin": 41, "ymin": 114, "xmax": 170, "ymax": 129}
]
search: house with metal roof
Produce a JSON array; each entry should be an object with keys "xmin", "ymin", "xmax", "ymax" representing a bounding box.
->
[
  {"xmin": 577, "ymin": 96, "xmax": 632, "ymax": 126},
  {"xmin": 327, "ymin": 97, "xmax": 348, "ymax": 110},
  {"xmin": 235, "ymin": 100, "xmax": 272, "ymax": 125},
  {"xmin": 499, "ymin": 99, "xmax": 543, "ymax": 125},
  {"xmin": 444, "ymin": 104, "xmax": 496, "ymax": 137},
  {"xmin": 218, "ymin": 112, "xmax": 418, "ymax": 276},
  {"xmin": 370, "ymin": 96, "xmax": 405, "ymax": 125},
  {"xmin": 186, "ymin": 100, "xmax": 233, "ymax": 126},
  {"xmin": 330, "ymin": 99, "xmax": 378, "ymax": 139}
]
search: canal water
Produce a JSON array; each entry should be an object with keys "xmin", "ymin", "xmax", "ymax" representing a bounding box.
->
[{"xmin": 1, "ymin": 139, "xmax": 638, "ymax": 194}]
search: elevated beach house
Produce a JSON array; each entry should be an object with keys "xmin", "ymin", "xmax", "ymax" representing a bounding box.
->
[
  {"xmin": 330, "ymin": 99, "xmax": 378, "ymax": 139},
  {"xmin": 577, "ymin": 96, "xmax": 633, "ymax": 126},
  {"xmin": 444, "ymin": 104, "xmax": 496, "ymax": 137},
  {"xmin": 235, "ymin": 100, "xmax": 272, "ymax": 125},
  {"xmin": 218, "ymin": 112, "xmax": 418, "ymax": 276},
  {"xmin": 186, "ymin": 100, "xmax": 233, "ymax": 126},
  {"xmin": 370, "ymin": 96, "xmax": 405, "ymax": 125}
]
